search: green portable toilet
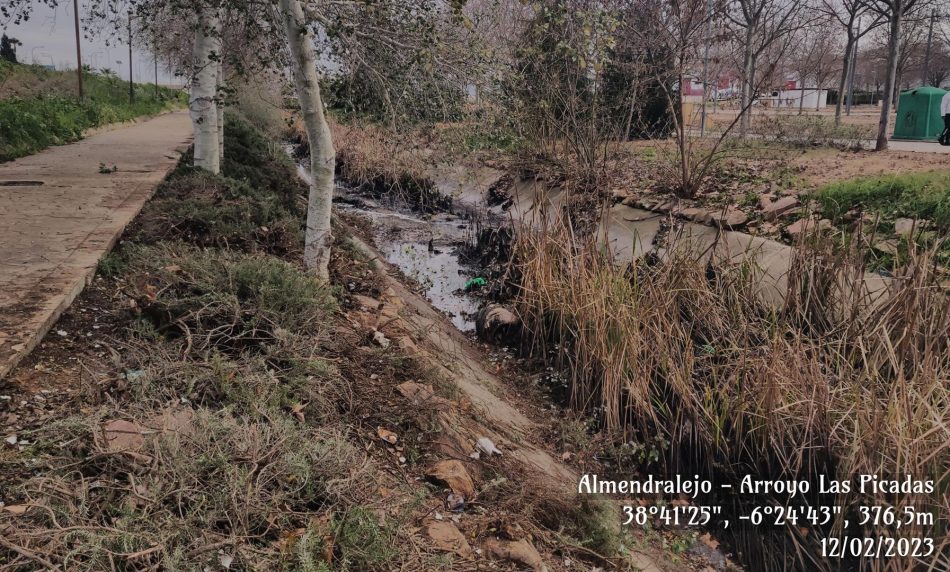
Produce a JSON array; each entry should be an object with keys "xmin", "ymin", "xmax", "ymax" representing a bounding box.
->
[{"xmin": 892, "ymin": 86, "xmax": 948, "ymax": 141}]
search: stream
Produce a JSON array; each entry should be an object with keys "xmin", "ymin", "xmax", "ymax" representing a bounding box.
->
[{"xmin": 296, "ymin": 162, "xmax": 484, "ymax": 332}]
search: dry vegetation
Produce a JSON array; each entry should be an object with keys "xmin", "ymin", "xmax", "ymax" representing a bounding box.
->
[{"xmin": 506, "ymin": 220, "xmax": 949, "ymax": 570}]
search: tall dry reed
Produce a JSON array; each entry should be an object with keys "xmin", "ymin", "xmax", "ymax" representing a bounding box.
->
[{"xmin": 511, "ymin": 223, "xmax": 949, "ymax": 571}]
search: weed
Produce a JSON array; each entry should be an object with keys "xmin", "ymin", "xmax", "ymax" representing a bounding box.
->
[
  {"xmin": 333, "ymin": 507, "xmax": 397, "ymax": 568},
  {"xmin": 753, "ymin": 114, "xmax": 874, "ymax": 151},
  {"xmin": 118, "ymin": 243, "xmax": 335, "ymax": 355},
  {"xmin": 4, "ymin": 408, "xmax": 374, "ymax": 571},
  {"xmin": 813, "ymin": 170, "xmax": 950, "ymax": 230},
  {"xmin": 0, "ymin": 62, "xmax": 183, "ymax": 161}
]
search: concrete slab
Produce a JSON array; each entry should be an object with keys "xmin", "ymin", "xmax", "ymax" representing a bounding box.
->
[{"xmin": 0, "ymin": 110, "xmax": 192, "ymax": 379}]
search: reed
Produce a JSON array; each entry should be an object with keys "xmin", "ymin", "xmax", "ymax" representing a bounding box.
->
[{"xmin": 510, "ymin": 221, "xmax": 949, "ymax": 570}]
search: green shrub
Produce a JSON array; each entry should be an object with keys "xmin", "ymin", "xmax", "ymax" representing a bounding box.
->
[
  {"xmin": 133, "ymin": 169, "xmax": 303, "ymax": 254},
  {"xmin": 332, "ymin": 507, "xmax": 397, "ymax": 568},
  {"xmin": 118, "ymin": 243, "xmax": 335, "ymax": 354},
  {"xmin": 222, "ymin": 113, "xmax": 304, "ymax": 206}
]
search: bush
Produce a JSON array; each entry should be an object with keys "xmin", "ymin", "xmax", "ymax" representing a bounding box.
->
[
  {"xmin": 753, "ymin": 114, "xmax": 874, "ymax": 151},
  {"xmin": 0, "ymin": 63, "xmax": 183, "ymax": 161},
  {"xmin": 119, "ymin": 244, "xmax": 336, "ymax": 354},
  {"xmin": 7, "ymin": 407, "xmax": 374, "ymax": 571},
  {"xmin": 131, "ymin": 116, "xmax": 306, "ymax": 255},
  {"xmin": 222, "ymin": 113, "xmax": 304, "ymax": 205},
  {"xmin": 133, "ymin": 169, "xmax": 303, "ymax": 255}
]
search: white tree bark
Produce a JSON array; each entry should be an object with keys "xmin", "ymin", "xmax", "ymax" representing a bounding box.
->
[
  {"xmin": 189, "ymin": 8, "xmax": 221, "ymax": 174},
  {"xmin": 217, "ymin": 61, "xmax": 225, "ymax": 163},
  {"xmin": 279, "ymin": 0, "xmax": 335, "ymax": 279}
]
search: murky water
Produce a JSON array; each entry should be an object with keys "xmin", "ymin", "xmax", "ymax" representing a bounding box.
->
[
  {"xmin": 340, "ymin": 199, "xmax": 481, "ymax": 331},
  {"xmin": 295, "ymin": 157, "xmax": 481, "ymax": 331}
]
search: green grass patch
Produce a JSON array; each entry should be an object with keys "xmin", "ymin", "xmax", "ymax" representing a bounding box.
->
[
  {"xmin": 0, "ymin": 61, "xmax": 184, "ymax": 161},
  {"xmin": 813, "ymin": 170, "xmax": 950, "ymax": 230}
]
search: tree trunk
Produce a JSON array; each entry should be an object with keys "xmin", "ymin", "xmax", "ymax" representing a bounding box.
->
[
  {"xmin": 189, "ymin": 8, "xmax": 220, "ymax": 173},
  {"xmin": 875, "ymin": 13, "xmax": 901, "ymax": 151},
  {"xmin": 279, "ymin": 0, "xmax": 335, "ymax": 279},
  {"xmin": 217, "ymin": 62, "xmax": 225, "ymax": 163},
  {"xmin": 834, "ymin": 37, "xmax": 853, "ymax": 126},
  {"xmin": 892, "ymin": 68, "xmax": 902, "ymax": 106},
  {"xmin": 739, "ymin": 26, "xmax": 756, "ymax": 134}
]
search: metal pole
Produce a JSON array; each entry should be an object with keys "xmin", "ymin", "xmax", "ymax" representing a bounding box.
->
[
  {"xmin": 700, "ymin": 0, "xmax": 712, "ymax": 136},
  {"xmin": 922, "ymin": 9, "xmax": 935, "ymax": 86},
  {"xmin": 128, "ymin": 10, "xmax": 133, "ymax": 104},
  {"xmin": 847, "ymin": 20, "xmax": 859, "ymax": 115},
  {"xmin": 73, "ymin": 0, "xmax": 83, "ymax": 99}
]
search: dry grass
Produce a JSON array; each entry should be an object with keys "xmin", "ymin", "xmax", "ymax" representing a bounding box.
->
[
  {"xmin": 510, "ymin": 221, "xmax": 949, "ymax": 570},
  {"xmin": 291, "ymin": 118, "xmax": 450, "ymax": 212}
]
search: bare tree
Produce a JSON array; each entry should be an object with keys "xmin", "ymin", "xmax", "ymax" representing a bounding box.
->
[
  {"xmin": 626, "ymin": 0, "xmax": 798, "ymax": 197},
  {"xmin": 820, "ymin": 0, "xmax": 885, "ymax": 124},
  {"xmin": 726, "ymin": 0, "xmax": 808, "ymax": 133},
  {"xmin": 927, "ymin": 43, "xmax": 950, "ymax": 86},
  {"xmin": 790, "ymin": 17, "xmax": 842, "ymax": 113},
  {"xmin": 866, "ymin": 0, "xmax": 923, "ymax": 150}
]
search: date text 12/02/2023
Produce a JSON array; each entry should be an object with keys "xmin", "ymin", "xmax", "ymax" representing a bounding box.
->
[{"xmin": 578, "ymin": 474, "xmax": 939, "ymax": 559}]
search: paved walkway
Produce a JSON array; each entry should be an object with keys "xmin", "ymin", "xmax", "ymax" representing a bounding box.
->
[
  {"xmin": 0, "ymin": 111, "xmax": 192, "ymax": 379},
  {"xmin": 886, "ymin": 140, "xmax": 950, "ymax": 153}
]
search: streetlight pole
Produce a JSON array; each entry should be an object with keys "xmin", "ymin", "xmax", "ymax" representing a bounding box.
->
[
  {"xmin": 73, "ymin": 0, "xmax": 84, "ymax": 100},
  {"xmin": 127, "ymin": 10, "xmax": 134, "ymax": 104}
]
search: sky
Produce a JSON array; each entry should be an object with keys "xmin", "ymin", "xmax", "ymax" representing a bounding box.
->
[{"xmin": 2, "ymin": 1, "xmax": 183, "ymax": 86}]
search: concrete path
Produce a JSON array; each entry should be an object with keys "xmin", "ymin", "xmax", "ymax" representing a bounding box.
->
[
  {"xmin": 886, "ymin": 140, "xmax": 950, "ymax": 153},
  {"xmin": 0, "ymin": 111, "xmax": 192, "ymax": 379}
]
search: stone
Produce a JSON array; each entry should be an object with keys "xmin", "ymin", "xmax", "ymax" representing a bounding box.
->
[
  {"xmin": 762, "ymin": 196, "xmax": 800, "ymax": 220},
  {"xmin": 426, "ymin": 459, "xmax": 476, "ymax": 498},
  {"xmin": 483, "ymin": 538, "xmax": 548, "ymax": 572},
  {"xmin": 396, "ymin": 382, "xmax": 453, "ymax": 410},
  {"xmin": 894, "ymin": 218, "xmax": 917, "ymax": 237},
  {"xmin": 102, "ymin": 419, "xmax": 147, "ymax": 452},
  {"xmin": 873, "ymin": 239, "xmax": 900, "ymax": 256},
  {"xmin": 372, "ymin": 330, "xmax": 390, "ymax": 349},
  {"xmin": 476, "ymin": 304, "xmax": 519, "ymax": 343},
  {"xmin": 394, "ymin": 335, "xmax": 418, "ymax": 355},
  {"xmin": 679, "ymin": 207, "xmax": 704, "ymax": 221},
  {"xmin": 785, "ymin": 218, "xmax": 811, "ymax": 238},
  {"xmin": 713, "ymin": 209, "xmax": 748, "ymax": 228},
  {"xmin": 351, "ymin": 295, "xmax": 382, "ymax": 310},
  {"xmin": 426, "ymin": 520, "xmax": 472, "ymax": 556}
]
